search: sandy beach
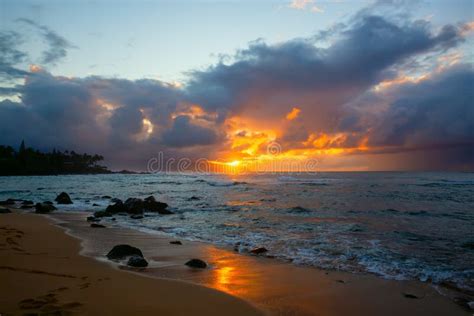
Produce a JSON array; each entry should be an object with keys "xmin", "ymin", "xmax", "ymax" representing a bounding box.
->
[
  {"xmin": 1, "ymin": 210, "xmax": 469, "ymax": 315},
  {"xmin": 0, "ymin": 211, "xmax": 262, "ymax": 315}
]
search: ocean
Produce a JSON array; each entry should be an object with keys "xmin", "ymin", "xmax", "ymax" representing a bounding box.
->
[{"xmin": 1, "ymin": 172, "xmax": 473, "ymax": 294}]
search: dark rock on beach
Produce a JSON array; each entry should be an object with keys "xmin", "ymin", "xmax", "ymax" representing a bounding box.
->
[
  {"xmin": 92, "ymin": 203, "xmax": 100, "ymax": 206},
  {"xmin": 127, "ymin": 255, "xmax": 148, "ymax": 267},
  {"xmin": 55, "ymin": 192, "xmax": 73, "ymax": 204},
  {"xmin": 144, "ymin": 196, "xmax": 171, "ymax": 214},
  {"xmin": 105, "ymin": 196, "xmax": 172, "ymax": 215},
  {"xmin": 106, "ymin": 200, "xmax": 127, "ymax": 213},
  {"xmin": 90, "ymin": 223, "xmax": 106, "ymax": 228},
  {"xmin": 35, "ymin": 203, "xmax": 57, "ymax": 214},
  {"xmin": 94, "ymin": 210, "xmax": 112, "ymax": 218},
  {"xmin": 86, "ymin": 216, "xmax": 101, "ymax": 222},
  {"xmin": 124, "ymin": 198, "xmax": 145, "ymax": 214},
  {"xmin": 403, "ymin": 292, "xmax": 422, "ymax": 299},
  {"xmin": 20, "ymin": 200, "xmax": 35, "ymax": 209},
  {"xmin": 187, "ymin": 196, "xmax": 201, "ymax": 201},
  {"xmin": 170, "ymin": 240, "xmax": 182, "ymax": 245},
  {"xmin": 250, "ymin": 247, "xmax": 268, "ymax": 255},
  {"xmin": 130, "ymin": 214, "xmax": 144, "ymax": 219},
  {"xmin": 102, "ymin": 195, "xmax": 112, "ymax": 199},
  {"xmin": 185, "ymin": 259, "xmax": 207, "ymax": 269},
  {"xmin": 0, "ymin": 206, "xmax": 12, "ymax": 213},
  {"xmin": 0, "ymin": 199, "xmax": 15, "ymax": 206},
  {"xmin": 43, "ymin": 201, "xmax": 54, "ymax": 205},
  {"xmin": 106, "ymin": 244, "xmax": 144, "ymax": 260},
  {"xmin": 155, "ymin": 208, "xmax": 173, "ymax": 215}
]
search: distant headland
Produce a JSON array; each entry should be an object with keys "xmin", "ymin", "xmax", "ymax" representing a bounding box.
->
[{"xmin": 0, "ymin": 141, "xmax": 111, "ymax": 176}]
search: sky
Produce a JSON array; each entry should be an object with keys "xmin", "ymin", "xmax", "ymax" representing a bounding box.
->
[{"xmin": 0, "ymin": 0, "xmax": 473, "ymax": 171}]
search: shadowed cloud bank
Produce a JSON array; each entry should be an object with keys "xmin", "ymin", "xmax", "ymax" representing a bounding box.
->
[{"xmin": 0, "ymin": 5, "xmax": 473, "ymax": 171}]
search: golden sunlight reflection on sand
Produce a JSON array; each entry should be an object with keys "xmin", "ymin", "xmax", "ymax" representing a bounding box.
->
[{"xmin": 207, "ymin": 248, "xmax": 255, "ymax": 297}]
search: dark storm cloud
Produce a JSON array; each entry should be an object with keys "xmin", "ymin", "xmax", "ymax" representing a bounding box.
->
[
  {"xmin": 0, "ymin": 71, "xmax": 104, "ymax": 152},
  {"xmin": 370, "ymin": 65, "xmax": 474, "ymax": 148},
  {"xmin": 186, "ymin": 15, "xmax": 465, "ymax": 116},
  {"xmin": 337, "ymin": 64, "xmax": 474, "ymax": 169},
  {"xmin": 162, "ymin": 115, "xmax": 220, "ymax": 148},
  {"xmin": 0, "ymin": 70, "xmax": 222, "ymax": 169},
  {"xmin": 17, "ymin": 18, "xmax": 76, "ymax": 65}
]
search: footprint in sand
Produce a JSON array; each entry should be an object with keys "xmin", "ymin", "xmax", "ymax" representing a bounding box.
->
[
  {"xmin": 19, "ymin": 293, "xmax": 58, "ymax": 309},
  {"xmin": 6, "ymin": 237, "xmax": 19, "ymax": 245},
  {"xmin": 19, "ymin": 292, "xmax": 82, "ymax": 314},
  {"xmin": 61, "ymin": 301, "xmax": 83, "ymax": 309},
  {"xmin": 50, "ymin": 286, "xmax": 69, "ymax": 293},
  {"xmin": 97, "ymin": 277, "xmax": 111, "ymax": 282},
  {"xmin": 78, "ymin": 282, "xmax": 91, "ymax": 289}
]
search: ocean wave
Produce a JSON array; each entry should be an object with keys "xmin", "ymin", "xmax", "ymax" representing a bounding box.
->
[
  {"xmin": 0, "ymin": 189, "xmax": 31, "ymax": 194},
  {"xmin": 416, "ymin": 182, "xmax": 474, "ymax": 188}
]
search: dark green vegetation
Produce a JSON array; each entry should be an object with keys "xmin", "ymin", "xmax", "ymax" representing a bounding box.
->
[{"xmin": 0, "ymin": 141, "xmax": 110, "ymax": 176}]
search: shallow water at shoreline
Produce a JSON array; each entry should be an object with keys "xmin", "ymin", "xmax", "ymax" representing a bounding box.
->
[
  {"xmin": 49, "ymin": 211, "xmax": 469, "ymax": 315},
  {"xmin": 1, "ymin": 172, "xmax": 473, "ymax": 294}
]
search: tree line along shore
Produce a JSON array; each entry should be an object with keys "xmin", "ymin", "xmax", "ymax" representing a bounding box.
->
[{"xmin": 0, "ymin": 141, "xmax": 110, "ymax": 176}]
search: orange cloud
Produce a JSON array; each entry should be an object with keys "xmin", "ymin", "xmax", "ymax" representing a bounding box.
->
[
  {"xmin": 29, "ymin": 64, "xmax": 42, "ymax": 73},
  {"xmin": 460, "ymin": 21, "xmax": 474, "ymax": 36},
  {"xmin": 286, "ymin": 107, "xmax": 301, "ymax": 120},
  {"xmin": 373, "ymin": 74, "xmax": 429, "ymax": 92}
]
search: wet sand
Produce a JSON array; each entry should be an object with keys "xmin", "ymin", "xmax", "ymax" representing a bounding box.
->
[
  {"xmin": 50, "ymin": 211, "xmax": 469, "ymax": 315},
  {"xmin": 0, "ymin": 212, "xmax": 262, "ymax": 315}
]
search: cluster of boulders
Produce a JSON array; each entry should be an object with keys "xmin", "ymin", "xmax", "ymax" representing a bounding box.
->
[
  {"xmin": 33, "ymin": 192, "xmax": 74, "ymax": 213},
  {"xmin": 94, "ymin": 196, "xmax": 172, "ymax": 218},
  {"xmin": 105, "ymin": 244, "xmax": 209, "ymax": 269},
  {"xmin": 0, "ymin": 192, "xmax": 74, "ymax": 214},
  {"xmin": 104, "ymin": 242, "xmax": 268, "ymax": 270},
  {"xmin": 106, "ymin": 244, "xmax": 148, "ymax": 267},
  {"xmin": 0, "ymin": 198, "xmax": 40, "ymax": 213},
  {"xmin": 35, "ymin": 202, "xmax": 57, "ymax": 213},
  {"xmin": 2, "ymin": 191, "xmax": 172, "ymax": 220},
  {"xmin": 0, "ymin": 198, "xmax": 16, "ymax": 206},
  {"xmin": 0, "ymin": 197, "xmax": 61, "ymax": 214}
]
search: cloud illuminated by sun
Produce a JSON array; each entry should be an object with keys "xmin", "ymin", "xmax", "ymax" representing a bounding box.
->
[
  {"xmin": 29, "ymin": 64, "xmax": 42, "ymax": 73},
  {"xmin": 288, "ymin": 0, "xmax": 323, "ymax": 13},
  {"xmin": 286, "ymin": 107, "xmax": 301, "ymax": 120}
]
